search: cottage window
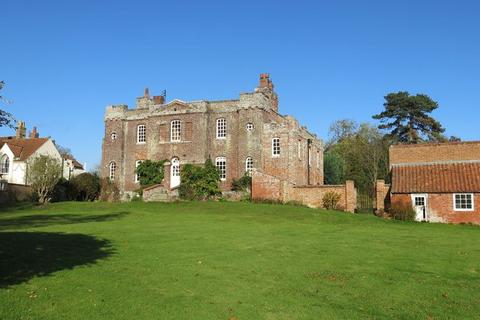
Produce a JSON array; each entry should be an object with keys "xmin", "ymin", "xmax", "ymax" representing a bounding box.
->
[
  {"xmin": 134, "ymin": 160, "xmax": 142, "ymax": 183},
  {"xmin": 245, "ymin": 157, "xmax": 253, "ymax": 174},
  {"xmin": 215, "ymin": 156, "xmax": 226, "ymax": 181},
  {"xmin": 109, "ymin": 161, "xmax": 117, "ymax": 181},
  {"xmin": 454, "ymin": 193, "xmax": 474, "ymax": 211},
  {"xmin": 137, "ymin": 125, "xmax": 146, "ymax": 144},
  {"xmin": 0, "ymin": 155, "xmax": 9, "ymax": 174},
  {"xmin": 272, "ymin": 138, "xmax": 280, "ymax": 157},
  {"xmin": 216, "ymin": 118, "xmax": 226, "ymax": 139},
  {"xmin": 171, "ymin": 120, "xmax": 181, "ymax": 142}
]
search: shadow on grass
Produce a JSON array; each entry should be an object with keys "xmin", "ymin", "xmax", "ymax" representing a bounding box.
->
[
  {"xmin": 0, "ymin": 212, "xmax": 129, "ymax": 231},
  {"xmin": 0, "ymin": 231, "xmax": 114, "ymax": 288}
]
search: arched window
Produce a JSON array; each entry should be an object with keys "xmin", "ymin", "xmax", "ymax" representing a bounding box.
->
[
  {"xmin": 0, "ymin": 155, "xmax": 10, "ymax": 174},
  {"xmin": 170, "ymin": 120, "xmax": 181, "ymax": 142},
  {"xmin": 246, "ymin": 123, "xmax": 254, "ymax": 132},
  {"xmin": 137, "ymin": 125, "xmax": 146, "ymax": 144},
  {"xmin": 245, "ymin": 157, "xmax": 253, "ymax": 174},
  {"xmin": 215, "ymin": 156, "xmax": 226, "ymax": 181},
  {"xmin": 109, "ymin": 161, "xmax": 117, "ymax": 181},
  {"xmin": 216, "ymin": 118, "xmax": 226, "ymax": 139},
  {"xmin": 111, "ymin": 132, "xmax": 117, "ymax": 140}
]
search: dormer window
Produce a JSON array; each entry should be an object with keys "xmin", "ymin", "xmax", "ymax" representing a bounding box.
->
[
  {"xmin": 137, "ymin": 125, "xmax": 146, "ymax": 144},
  {"xmin": 216, "ymin": 118, "xmax": 226, "ymax": 139}
]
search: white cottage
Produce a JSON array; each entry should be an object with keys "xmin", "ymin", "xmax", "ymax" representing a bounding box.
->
[{"xmin": 0, "ymin": 123, "xmax": 85, "ymax": 186}]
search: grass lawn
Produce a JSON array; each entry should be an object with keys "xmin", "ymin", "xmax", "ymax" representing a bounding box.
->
[{"xmin": 1, "ymin": 201, "xmax": 480, "ymax": 319}]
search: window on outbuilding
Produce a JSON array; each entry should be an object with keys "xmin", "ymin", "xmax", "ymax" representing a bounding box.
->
[{"xmin": 454, "ymin": 193, "xmax": 474, "ymax": 211}]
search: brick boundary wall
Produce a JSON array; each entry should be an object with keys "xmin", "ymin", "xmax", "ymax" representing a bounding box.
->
[
  {"xmin": 251, "ymin": 170, "xmax": 356, "ymax": 212},
  {"xmin": 375, "ymin": 180, "xmax": 391, "ymax": 215}
]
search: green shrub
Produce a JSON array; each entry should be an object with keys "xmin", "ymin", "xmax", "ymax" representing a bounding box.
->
[
  {"xmin": 389, "ymin": 203, "xmax": 416, "ymax": 221},
  {"xmin": 51, "ymin": 178, "xmax": 77, "ymax": 202},
  {"xmin": 179, "ymin": 159, "xmax": 221, "ymax": 200},
  {"xmin": 322, "ymin": 191, "xmax": 342, "ymax": 210},
  {"xmin": 136, "ymin": 160, "xmax": 167, "ymax": 187},
  {"xmin": 231, "ymin": 174, "xmax": 252, "ymax": 192},
  {"xmin": 71, "ymin": 173, "xmax": 100, "ymax": 201}
]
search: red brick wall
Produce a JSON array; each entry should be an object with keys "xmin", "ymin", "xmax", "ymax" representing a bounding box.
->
[
  {"xmin": 390, "ymin": 141, "xmax": 480, "ymax": 166},
  {"xmin": 428, "ymin": 193, "xmax": 480, "ymax": 224},
  {"xmin": 375, "ymin": 180, "xmax": 391, "ymax": 213},
  {"xmin": 252, "ymin": 170, "xmax": 355, "ymax": 212},
  {"xmin": 391, "ymin": 193, "xmax": 480, "ymax": 224}
]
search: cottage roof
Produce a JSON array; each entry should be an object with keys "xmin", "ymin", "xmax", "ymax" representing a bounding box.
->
[
  {"xmin": 0, "ymin": 137, "xmax": 49, "ymax": 161},
  {"xmin": 391, "ymin": 162, "xmax": 480, "ymax": 193}
]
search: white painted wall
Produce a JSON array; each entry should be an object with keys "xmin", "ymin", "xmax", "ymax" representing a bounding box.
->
[{"xmin": 0, "ymin": 139, "xmax": 68, "ymax": 186}]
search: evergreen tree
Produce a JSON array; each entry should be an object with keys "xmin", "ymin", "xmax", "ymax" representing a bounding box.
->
[
  {"xmin": 373, "ymin": 91, "xmax": 445, "ymax": 144},
  {"xmin": 0, "ymin": 81, "xmax": 15, "ymax": 128}
]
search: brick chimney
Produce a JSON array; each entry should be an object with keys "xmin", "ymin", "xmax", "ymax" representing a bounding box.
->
[
  {"xmin": 144, "ymin": 87, "xmax": 150, "ymax": 98},
  {"xmin": 29, "ymin": 127, "xmax": 39, "ymax": 138},
  {"xmin": 259, "ymin": 73, "xmax": 274, "ymax": 90},
  {"xmin": 15, "ymin": 121, "xmax": 26, "ymax": 139},
  {"xmin": 153, "ymin": 95, "xmax": 165, "ymax": 105}
]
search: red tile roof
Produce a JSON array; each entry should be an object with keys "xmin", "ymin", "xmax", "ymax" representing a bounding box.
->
[
  {"xmin": 391, "ymin": 162, "xmax": 480, "ymax": 193},
  {"xmin": 0, "ymin": 137, "xmax": 49, "ymax": 161}
]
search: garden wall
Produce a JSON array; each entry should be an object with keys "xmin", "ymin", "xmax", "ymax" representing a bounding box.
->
[{"xmin": 251, "ymin": 170, "xmax": 356, "ymax": 212}]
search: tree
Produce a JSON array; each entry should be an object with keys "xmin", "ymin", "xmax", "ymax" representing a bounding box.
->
[
  {"xmin": 136, "ymin": 160, "xmax": 166, "ymax": 187},
  {"xmin": 26, "ymin": 155, "xmax": 62, "ymax": 203},
  {"xmin": 325, "ymin": 120, "xmax": 390, "ymax": 195},
  {"xmin": 373, "ymin": 92, "xmax": 445, "ymax": 144},
  {"xmin": 0, "ymin": 81, "xmax": 15, "ymax": 128},
  {"xmin": 57, "ymin": 145, "xmax": 74, "ymax": 159},
  {"xmin": 323, "ymin": 152, "xmax": 344, "ymax": 185},
  {"xmin": 327, "ymin": 119, "xmax": 358, "ymax": 147},
  {"xmin": 71, "ymin": 172, "xmax": 100, "ymax": 201}
]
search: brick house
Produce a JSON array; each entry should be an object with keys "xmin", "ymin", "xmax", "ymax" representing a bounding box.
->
[
  {"xmin": 376, "ymin": 141, "xmax": 480, "ymax": 223},
  {"xmin": 101, "ymin": 74, "xmax": 323, "ymax": 199}
]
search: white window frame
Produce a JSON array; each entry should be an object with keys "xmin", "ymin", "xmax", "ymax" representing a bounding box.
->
[
  {"xmin": 216, "ymin": 118, "xmax": 226, "ymax": 139},
  {"xmin": 134, "ymin": 160, "xmax": 142, "ymax": 183},
  {"xmin": 215, "ymin": 156, "xmax": 226, "ymax": 181},
  {"xmin": 0, "ymin": 155, "xmax": 9, "ymax": 174},
  {"xmin": 111, "ymin": 132, "xmax": 117, "ymax": 141},
  {"xmin": 137, "ymin": 125, "xmax": 146, "ymax": 144},
  {"xmin": 246, "ymin": 123, "xmax": 254, "ymax": 132},
  {"xmin": 272, "ymin": 138, "xmax": 280, "ymax": 157},
  {"xmin": 245, "ymin": 157, "xmax": 253, "ymax": 174},
  {"xmin": 109, "ymin": 161, "xmax": 117, "ymax": 181},
  {"xmin": 170, "ymin": 120, "xmax": 181, "ymax": 142},
  {"xmin": 453, "ymin": 193, "xmax": 474, "ymax": 211}
]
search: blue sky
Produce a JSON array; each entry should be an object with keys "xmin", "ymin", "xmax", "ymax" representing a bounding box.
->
[{"xmin": 1, "ymin": 0, "xmax": 479, "ymax": 169}]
